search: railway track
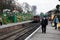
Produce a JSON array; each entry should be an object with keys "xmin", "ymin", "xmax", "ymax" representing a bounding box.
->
[{"xmin": 0, "ymin": 23, "xmax": 40, "ymax": 40}]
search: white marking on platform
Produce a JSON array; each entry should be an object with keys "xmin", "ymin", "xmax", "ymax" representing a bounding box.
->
[{"xmin": 25, "ymin": 26, "xmax": 41, "ymax": 40}]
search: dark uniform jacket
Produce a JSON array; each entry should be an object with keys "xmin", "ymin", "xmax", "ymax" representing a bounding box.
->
[{"xmin": 41, "ymin": 19, "xmax": 48, "ymax": 26}]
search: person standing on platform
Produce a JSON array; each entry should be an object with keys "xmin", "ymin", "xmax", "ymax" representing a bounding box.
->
[
  {"xmin": 53, "ymin": 16, "xmax": 59, "ymax": 29},
  {"xmin": 41, "ymin": 16, "xmax": 48, "ymax": 33}
]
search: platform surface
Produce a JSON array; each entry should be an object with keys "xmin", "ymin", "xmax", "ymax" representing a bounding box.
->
[{"xmin": 29, "ymin": 22, "xmax": 60, "ymax": 40}]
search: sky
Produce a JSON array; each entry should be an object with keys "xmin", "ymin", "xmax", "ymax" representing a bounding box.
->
[{"xmin": 16, "ymin": 0, "xmax": 60, "ymax": 14}]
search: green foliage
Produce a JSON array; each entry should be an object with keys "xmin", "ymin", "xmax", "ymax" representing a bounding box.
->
[
  {"xmin": 2, "ymin": 15, "xmax": 10, "ymax": 24},
  {"xmin": 40, "ymin": 13, "xmax": 44, "ymax": 18},
  {"xmin": 0, "ymin": 4, "xmax": 3, "ymax": 9},
  {"xmin": 44, "ymin": 13, "xmax": 48, "ymax": 17},
  {"xmin": 16, "ymin": 13, "xmax": 33, "ymax": 22},
  {"xmin": 2, "ymin": 12, "xmax": 33, "ymax": 24}
]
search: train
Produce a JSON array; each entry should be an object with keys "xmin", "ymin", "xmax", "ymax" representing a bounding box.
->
[{"xmin": 32, "ymin": 15, "xmax": 40, "ymax": 23}]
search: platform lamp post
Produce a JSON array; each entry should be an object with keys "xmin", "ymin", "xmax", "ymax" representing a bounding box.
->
[
  {"xmin": 56, "ymin": 5, "xmax": 60, "ymax": 15},
  {"xmin": 56, "ymin": 4, "xmax": 60, "ymax": 22}
]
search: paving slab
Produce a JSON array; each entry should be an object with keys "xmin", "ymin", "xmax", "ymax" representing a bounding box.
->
[{"xmin": 29, "ymin": 22, "xmax": 60, "ymax": 40}]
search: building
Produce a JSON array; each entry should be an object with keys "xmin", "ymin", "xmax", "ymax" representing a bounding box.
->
[{"xmin": 31, "ymin": 6, "xmax": 37, "ymax": 16}]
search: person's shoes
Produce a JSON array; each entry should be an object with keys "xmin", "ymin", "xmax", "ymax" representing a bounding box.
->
[
  {"xmin": 44, "ymin": 32, "xmax": 46, "ymax": 33},
  {"xmin": 42, "ymin": 32, "xmax": 46, "ymax": 34},
  {"xmin": 44, "ymin": 32, "xmax": 46, "ymax": 34},
  {"xmin": 42, "ymin": 32, "xmax": 43, "ymax": 33},
  {"xmin": 55, "ymin": 28, "xmax": 57, "ymax": 30}
]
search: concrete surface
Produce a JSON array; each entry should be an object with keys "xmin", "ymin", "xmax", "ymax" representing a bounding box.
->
[{"xmin": 29, "ymin": 22, "xmax": 60, "ymax": 40}]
